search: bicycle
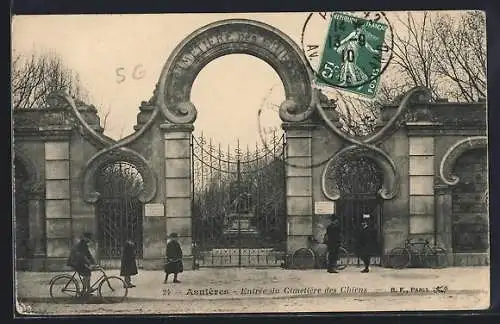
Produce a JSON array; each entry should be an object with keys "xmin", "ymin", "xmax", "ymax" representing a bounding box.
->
[
  {"xmin": 291, "ymin": 246, "xmax": 349, "ymax": 270},
  {"xmin": 49, "ymin": 265, "xmax": 128, "ymax": 303},
  {"xmin": 388, "ymin": 239, "xmax": 447, "ymax": 269}
]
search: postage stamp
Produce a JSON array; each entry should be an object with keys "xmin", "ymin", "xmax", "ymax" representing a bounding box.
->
[
  {"xmin": 301, "ymin": 11, "xmax": 394, "ymax": 98},
  {"xmin": 316, "ymin": 13, "xmax": 389, "ymax": 97},
  {"xmin": 12, "ymin": 11, "xmax": 489, "ymax": 316}
]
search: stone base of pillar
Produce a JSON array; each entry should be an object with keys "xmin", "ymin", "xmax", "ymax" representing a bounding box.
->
[
  {"xmin": 44, "ymin": 258, "xmax": 73, "ymax": 272},
  {"xmin": 183, "ymin": 256, "xmax": 195, "ymax": 270},
  {"xmin": 15, "ymin": 258, "xmax": 31, "ymax": 271},
  {"xmin": 31, "ymin": 255, "xmax": 47, "ymax": 271},
  {"xmin": 452, "ymin": 253, "xmax": 489, "ymax": 266},
  {"xmin": 141, "ymin": 256, "xmax": 195, "ymax": 271},
  {"xmin": 141, "ymin": 258, "xmax": 165, "ymax": 270}
]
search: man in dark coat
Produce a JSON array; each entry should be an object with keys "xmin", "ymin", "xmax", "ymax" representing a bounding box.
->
[
  {"xmin": 120, "ymin": 240, "xmax": 138, "ymax": 288},
  {"xmin": 325, "ymin": 214, "xmax": 342, "ymax": 273},
  {"xmin": 357, "ymin": 214, "xmax": 375, "ymax": 273},
  {"xmin": 67, "ymin": 232, "xmax": 97, "ymax": 295},
  {"xmin": 164, "ymin": 233, "xmax": 183, "ymax": 283}
]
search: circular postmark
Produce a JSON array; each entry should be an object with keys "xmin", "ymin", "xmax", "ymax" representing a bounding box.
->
[{"xmin": 301, "ymin": 11, "xmax": 394, "ymax": 98}]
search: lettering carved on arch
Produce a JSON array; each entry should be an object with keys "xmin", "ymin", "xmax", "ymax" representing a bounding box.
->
[{"xmin": 157, "ymin": 19, "xmax": 315, "ymax": 124}]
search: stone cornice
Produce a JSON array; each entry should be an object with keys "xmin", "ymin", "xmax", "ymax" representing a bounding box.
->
[
  {"xmin": 381, "ymin": 101, "xmax": 486, "ymax": 127},
  {"xmin": 281, "ymin": 122, "xmax": 319, "ymax": 131},
  {"xmin": 14, "ymin": 126, "xmax": 73, "ymax": 140},
  {"xmin": 159, "ymin": 123, "xmax": 195, "ymax": 133},
  {"xmin": 406, "ymin": 123, "xmax": 487, "ymax": 136}
]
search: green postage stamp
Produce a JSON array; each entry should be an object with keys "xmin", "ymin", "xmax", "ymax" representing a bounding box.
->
[{"xmin": 316, "ymin": 13, "xmax": 389, "ymax": 98}]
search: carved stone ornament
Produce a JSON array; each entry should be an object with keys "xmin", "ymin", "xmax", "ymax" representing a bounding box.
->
[
  {"xmin": 82, "ymin": 147, "xmax": 157, "ymax": 203},
  {"xmin": 156, "ymin": 19, "xmax": 315, "ymax": 124},
  {"xmin": 321, "ymin": 145, "xmax": 399, "ymax": 201},
  {"xmin": 439, "ymin": 136, "xmax": 488, "ymax": 186}
]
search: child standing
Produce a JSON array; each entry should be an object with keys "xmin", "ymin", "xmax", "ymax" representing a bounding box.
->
[{"xmin": 120, "ymin": 240, "xmax": 138, "ymax": 288}]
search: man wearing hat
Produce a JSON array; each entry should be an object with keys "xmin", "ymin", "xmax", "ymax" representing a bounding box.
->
[
  {"xmin": 356, "ymin": 214, "xmax": 375, "ymax": 273},
  {"xmin": 67, "ymin": 232, "xmax": 97, "ymax": 295},
  {"xmin": 325, "ymin": 213, "xmax": 342, "ymax": 273}
]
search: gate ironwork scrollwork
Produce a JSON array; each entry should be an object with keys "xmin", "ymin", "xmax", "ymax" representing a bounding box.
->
[
  {"xmin": 192, "ymin": 133, "xmax": 287, "ymax": 267},
  {"xmin": 319, "ymin": 86, "xmax": 432, "ymax": 201},
  {"xmin": 95, "ymin": 161, "xmax": 145, "ymax": 259}
]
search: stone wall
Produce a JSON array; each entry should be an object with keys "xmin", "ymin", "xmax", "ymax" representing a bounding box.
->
[{"xmin": 13, "ymin": 94, "xmax": 489, "ymax": 270}]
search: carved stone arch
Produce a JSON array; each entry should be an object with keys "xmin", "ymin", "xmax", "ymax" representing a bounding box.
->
[
  {"xmin": 157, "ymin": 19, "xmax": 315, "ymax": 124},
  {"xmin": 13, "ymin": 150, "xmax": 44, "ymax": 195},
  {"xmin": 439, "ymin": 136, "xmax": 488, "ymax": 186},
  {"xmin": 82, "ymin": 148, "xmax": 157, "ymax": 203},
  {"xmin": 322, "ymin": 145, "xmax": 400, "ymax": 201}
]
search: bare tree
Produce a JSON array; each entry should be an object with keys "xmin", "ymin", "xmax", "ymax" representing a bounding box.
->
[
  {"xmin": 12, "ymin": 50, "xmax": 90, "ymax": 110},
  {"xmin": 332, "ymin": 11, "xmax": 487, "ymax": 136},
  {"xmin": 391, "ymin": 11, "xmax": 486, "ymax": 102},
  {"xmin": 432, "ymin": 11, "xmax": 487, "ymax": 101},
  {"xmin": 331, "ymin": 80, "xmax": 407, "ymax": 136},
  {"xmin": 392, "ymin": 11, "xmax": 443, "ymax": 100}
]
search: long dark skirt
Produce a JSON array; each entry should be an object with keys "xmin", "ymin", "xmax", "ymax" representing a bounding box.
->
[
  {"xmin": 120, "ymin": 255, "xmax": 138, "ymax": 276},
  {"xmin": 164, "ymin": 259, "xmax": 183, "ymax": 274}
]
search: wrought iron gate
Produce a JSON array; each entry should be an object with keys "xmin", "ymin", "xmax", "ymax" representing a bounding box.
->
[
  {"xmin": 334, "ymin": 156, "xmax": 384, "ymax": 265},
  {"xmin": 337, "ymin": 195, "xmax": 383, "ymax": 261},
  {"xmin": 191, "ymin": 134, "xmax": 287, "ymax": 267},
  {"xmin": 96, "ymin": 161, "xmax": 144, "ymax": 265}
]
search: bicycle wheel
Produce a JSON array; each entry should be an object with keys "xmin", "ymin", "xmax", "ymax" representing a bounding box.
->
[
  {"xmin": 98, "ymin": 276, "xmax": 128, "ymax": 303},
  {"xmin": 336, "ymin": 247, "xmax": 348, "ymax": 270},
  {"xmin": 423, "ymin": 247, "xmax": 448, "ymax": 269},
  {"xmin": 291, "ymin": 248, "xmax": 316, "ymax": 269},
  {"xmin": 324, "ymin": 248, "xmax": 348, "ymax": 270},
  {"xmin": 388, "ymin": 247, "xmax": 411, "ymax": 269},
  {"xmin": 49, "ymin": 275, "xmax": 80, "ymax": 303}
]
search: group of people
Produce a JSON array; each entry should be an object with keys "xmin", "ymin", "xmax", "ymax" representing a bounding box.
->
[
  {"xmin": 66, "ymin": 232, "xmax": 184, "ymax": 296},
  {"xmin": 66, "ymin": 213, "xmax": 374, "ymax": 296},
  {"xmin": 324, "ymin": 213, "xmax": 376, "ymax": 273}
]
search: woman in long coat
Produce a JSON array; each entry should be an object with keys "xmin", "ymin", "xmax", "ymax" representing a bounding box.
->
[
  {"xmin": 164, "ymin": 233, "xmax": 183, "ymax": 283},
  {"xmin": 120, "ymin": 240, "xmax": 138, "ymax": 288}
]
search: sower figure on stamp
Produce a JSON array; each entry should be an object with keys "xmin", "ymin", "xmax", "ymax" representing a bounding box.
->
[
  {"xmin": 66, "ymin": 232, "xmax": 97, "ymax": 296},
  {"xmin": 120, "ymin": 240, "xmax": 138, "ymax": 288},
  {"xmin": 357, "ymin": 214, "xmax": 375, "ymax": 273},
  {"xmin": 325, "ymin": 214, "xmax": 342, "ymax": 273},
  {"xmin": 164, "ymin": 233, "xmax": 183, "ymax": 284}
]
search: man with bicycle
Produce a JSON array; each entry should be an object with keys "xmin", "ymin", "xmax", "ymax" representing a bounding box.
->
[{"xmin": 67, "ymin": 232, "xmax": 98, "ymax": 296}]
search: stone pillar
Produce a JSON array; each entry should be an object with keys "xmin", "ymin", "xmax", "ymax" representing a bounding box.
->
[
  {"xmin": 435, "ymin": 184, "xmax": 453, "ymax": 264},
  {"xmin": 28, "ymin": 192, "xmax": 46, "ymax": 271},
  {"xmin": 282, "ymin": 123, "xmax": 314, "ymax": 257},
  {"xmin": 408, "ymin": 136, "xmax": 436, "ymax": 244},
  {"xmin": 142, "ymin": 203, "xmax": 167, "ymax": 269},
  {"xmin": 44, "ymin": 141, "xmax": 73, "ymax": 271},
  {"xmin": 161, "ymin": 123, "xmax": 194, "ymax": 269}
]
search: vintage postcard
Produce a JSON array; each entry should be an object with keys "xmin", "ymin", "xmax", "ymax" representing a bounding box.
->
[{"xmin": 12, "ymin": 11, "xmax": 489, "ymax": 315}]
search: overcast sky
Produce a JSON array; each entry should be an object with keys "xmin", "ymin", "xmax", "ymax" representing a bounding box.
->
[{"xmin": 11, "ymin": 11, "xmax": 467, "ymax": 149}]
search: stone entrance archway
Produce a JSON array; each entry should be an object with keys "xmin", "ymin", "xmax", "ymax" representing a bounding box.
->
[
  {"xmin": 156, "ymin": 18, "xmax": 315, "ymax": 124},
  {"xmin": 155, "ymin": 19, "xmax": 318, "ymax": 265}
]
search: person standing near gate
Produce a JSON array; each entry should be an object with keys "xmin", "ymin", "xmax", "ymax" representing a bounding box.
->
[
  {"xmin": 120, "ymin": 240, "xmax": 138, "ymax": 288},
  {"xmin": 357, "ymin": 214, "xmax": 375, "ymax": 273},
  {"xmin": 325, "ymin": 214, "xmax": 342, "ymax": 273},
  {"xmin": 164, "ymin": 233, "xmax": 183, "ymax": 284}
]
